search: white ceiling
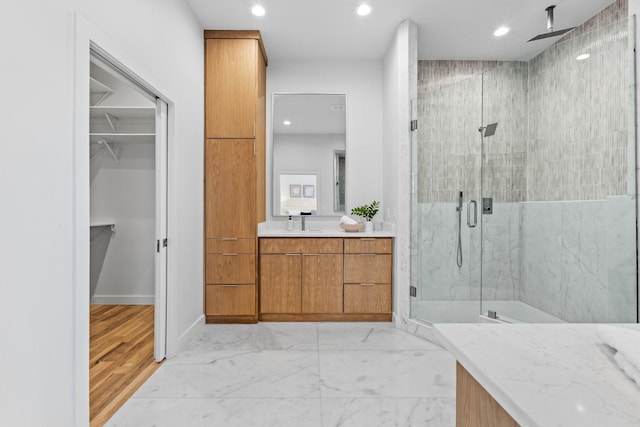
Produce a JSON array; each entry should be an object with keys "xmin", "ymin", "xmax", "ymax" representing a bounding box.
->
[{"xmin": 186, "ymin": 0, "xmax": 616, "ymax": 61}]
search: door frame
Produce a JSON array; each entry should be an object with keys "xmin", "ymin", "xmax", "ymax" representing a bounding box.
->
[{"xmin": 70, "ymin": 13, "xmax": 173, "ymax": 425}]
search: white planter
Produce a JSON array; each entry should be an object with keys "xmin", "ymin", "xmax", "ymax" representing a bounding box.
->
[{"xmin": 363, "ymin": 221, "xmax": 373, "ymax": 232}]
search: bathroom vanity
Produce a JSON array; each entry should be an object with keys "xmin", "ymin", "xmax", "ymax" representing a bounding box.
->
[
  {"xmin": 258, "ymin": 225, "xmax": 394, "ymax": 321},
  {"xmin": 433, "ymin": 323, "xmax": 640, "ymax": 427}
]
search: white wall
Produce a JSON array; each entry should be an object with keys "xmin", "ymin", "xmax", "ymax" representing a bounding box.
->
[
  {"xmin": 0, "ymin": 1, "xmax": 203, "ymax": 426},
  {"xmin": 266, "ymin": 60, "xmax": 384, "ymax": 221},
  {"xmin": 382, "ymin": 20, "xmax": 418, "ymax": 330},
  {"xmin": 90, "ymin": 143, "xmax": 156, "ymax": 303}
]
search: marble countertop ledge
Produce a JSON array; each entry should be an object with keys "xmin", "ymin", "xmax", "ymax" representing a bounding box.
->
[
  {"xmin": 258, "ymin": 221, "xmax": 396, "ymax": 237},
  {"xmin": 433, "ymin": 323, "xmax": 640, "ymax": 427}
]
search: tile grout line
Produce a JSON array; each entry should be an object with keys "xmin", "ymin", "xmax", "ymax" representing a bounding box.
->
[{"xmin": 317, "ymin": 323, "xmax": 325, "ymax": 427}]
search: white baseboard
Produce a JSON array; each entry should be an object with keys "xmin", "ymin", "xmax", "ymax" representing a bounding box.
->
[{"xmin": 90, "ymin": 294, "xmax": 155, "ymax": 305}]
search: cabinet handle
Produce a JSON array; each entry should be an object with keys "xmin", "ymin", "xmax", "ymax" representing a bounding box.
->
[
  {"xmin": 285, "ymin": 253, "xmax": 301, "ymax": 256},
  {"xmin": 222, "ymin": 238, "xmax": 238, "ymax": 241},
  {"xmin": 221, "ymin": 285, "xmax": 238, "ymax": 287},
  {"xmin": 359, "ymin": 254, "xmax": 376, "ymax": 256},
  {"xmin": 222, "ymin": 253, "xmax": 238, "ymax": 256},
  {"xmin": 360, "ymin": 238, "xmax": 376, "ymax": 241},
  {"xmin": 359, "ymin": 283, "xmax": 376, "ymax": 286},
  {"xmin": 302, "ymin": 253, "xmax": 319, "ymax": 256}
]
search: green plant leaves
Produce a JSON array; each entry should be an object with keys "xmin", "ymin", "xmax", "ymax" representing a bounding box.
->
[{"xmin": 350, "ymin": 200, "xmax": 380, "ymax": 221}]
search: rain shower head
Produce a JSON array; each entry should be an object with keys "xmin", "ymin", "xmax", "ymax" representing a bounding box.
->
[
  {"xmin": 528, "ymin": 5, "xmax": 575, "ymax": 42},
  {"xmin": 478, "ymin": 122, "xmax": 498, "ymax": 137}
]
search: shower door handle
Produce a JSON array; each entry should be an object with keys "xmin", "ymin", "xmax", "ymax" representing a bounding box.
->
[{"xmin": 467, "ymin": 200, "xmax": 477, "ymax": 228}]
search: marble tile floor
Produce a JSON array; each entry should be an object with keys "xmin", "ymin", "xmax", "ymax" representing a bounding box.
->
[{"xmin": 106, "ymin": 322, "xmax": 456, "ymax": 427}]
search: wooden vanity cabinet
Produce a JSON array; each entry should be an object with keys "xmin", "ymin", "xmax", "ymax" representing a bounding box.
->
[
  {"xmin": 204, "ymin": 30, "xmax": 267, "ymax": 323},
  {"xmin": 260, "ymin": 238, "xmax": 343, "ymax": 316},
  {"xmin": 259, "ymin": 237, "xmax": 392, "ymax": 321},
  {"xmin": 343, "ymin": 238, "xmax": 392, "ymax": 314}
]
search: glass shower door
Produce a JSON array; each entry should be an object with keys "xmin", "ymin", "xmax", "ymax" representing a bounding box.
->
[{"xmin": 410, "ymin": 75, "xmax": 483, "ymax": 324}]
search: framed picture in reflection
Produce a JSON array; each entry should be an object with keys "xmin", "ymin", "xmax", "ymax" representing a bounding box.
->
[
  {"xmin": 303, "ymin": 185, "xmax": 315, "ymax": 198},
  {"xmin": 290, "ymin": 184, "xmax": 301, "ymax": 198}
]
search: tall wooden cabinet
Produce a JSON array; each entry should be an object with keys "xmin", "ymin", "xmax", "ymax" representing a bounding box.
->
[{"xmin": 204, "ymin": 30, "xmax": 267, "ymax": 323}]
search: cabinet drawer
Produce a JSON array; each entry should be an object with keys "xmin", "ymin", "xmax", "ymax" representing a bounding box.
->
[
  {"xmin": 260, "ymin": 238, "xmax": 343, "ymax": 254},
  {"xmin": 344, "ymin": 238, "xmax": 392, "ymax": 254},
  {"xmin": 205, "ymin": 254, "xmax": 255, "ymax": 284},
  {"xmin": 344, "ymin": 283, "xmax": 391, "ymax": 313},
  {"xmin": 206, "ymin": 238, "xmax": 255, "ymax": 253},
  {"xmin": 206, "ymin": 284, "xmax": 255, "ymax": 315},
  {"xmin": 344, "ymin": 254, "xmax": 392, "ymax": 283}
]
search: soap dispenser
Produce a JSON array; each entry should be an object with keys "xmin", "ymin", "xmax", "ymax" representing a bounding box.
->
[{"xmin": 287, "ymin": 215, "xmax": 294, "ymax": 231}]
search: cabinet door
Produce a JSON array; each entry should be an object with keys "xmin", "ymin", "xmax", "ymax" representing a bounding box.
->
[
  {"xmin": 344, "ymin": 284, "xmax": 391, "ymax": 314},
  {"xmin": 205, "ymin": 139, "xmax": 256, "ymax": 238},
  {"xmin": 205, "ymin": 254, "xmax": 255, "ymax": 284},
  {"xmin": 344, "ymin": 238, "xmax": 392, "ymax": 254},
  {"xmin": 206, "ymin": 285, "xmax": 255, "ymax": 315},
  {"xmin": 205, "ymin": 38, "xmax": 257, "ymax": 138},
  {"xmin": 260, "ymin": 254, "xmax": 301, "ymax": 313},
  {"xmin": 344, "ymin": 254, "xmax": 392, "ymax": 283},
  {"xmin": 301, "ymin": 254, "xmax": 343, "ymax": 313}
]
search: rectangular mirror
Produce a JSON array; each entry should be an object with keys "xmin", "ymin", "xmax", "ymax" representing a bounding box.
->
[{"xmin": 273, "ymin": 93, "xmax": 346, "ymax": 216}]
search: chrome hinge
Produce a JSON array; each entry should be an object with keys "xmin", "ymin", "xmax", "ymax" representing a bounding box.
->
[
  {"xmin": 156, "ymin": 240, "xmax": 160, "ymax": 253},
  {"xmin": 163, "ymin": 238, "xmax": 168, "ymax": 247},
  {"xmin": 410, "ymin": 286, "xmax": 417, "ymax": 297},
  {"xmin": 410, "ymin": 120, "xmax": 418, "ymax": 131}
]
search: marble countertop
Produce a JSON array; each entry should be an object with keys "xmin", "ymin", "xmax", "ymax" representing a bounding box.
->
[
  {"xmin": 257, "ymin": 221, "xmax": 395, "ymax": 238},
  {"xmin": 433, "ymin": 323, "xmax": 640, "ymax": 427}
]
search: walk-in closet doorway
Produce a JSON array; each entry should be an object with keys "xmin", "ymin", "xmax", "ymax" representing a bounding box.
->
[
  {"xmin": 87, "ymin": 47, "xmax": 169, "ymax": 424},
  {"xmin": 88, "ymin": 48, "xmax": 168, "ymax": 356}
]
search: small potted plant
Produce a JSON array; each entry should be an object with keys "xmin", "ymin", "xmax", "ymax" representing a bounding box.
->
[{"xmin": 351, "ymin": 200, "xmax": 380, "ymax": 232}]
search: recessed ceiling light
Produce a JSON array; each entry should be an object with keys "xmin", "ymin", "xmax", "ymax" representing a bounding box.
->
[
  {"xmin": 576, "ymin": 53, "xmax": 590, "ymax": 61},
  {"xmin": 494, "ymin": 26, "xmax": 509, "ymax": 37},
  {"xmin": 356, "ymin": 4, "xmax": 371, "ymax": 16},
  {"xmin": 283, "ymin": 120, "xmax": 291, "ymax": 126},
  {"xmin": 251, "ymin": 5, "xmax": 266, "ymax": 16}
]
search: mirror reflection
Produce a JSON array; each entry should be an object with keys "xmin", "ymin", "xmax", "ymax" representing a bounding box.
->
[{"xmin": 273, "ymin": 93, "xmax": 346, "ymax": 216}]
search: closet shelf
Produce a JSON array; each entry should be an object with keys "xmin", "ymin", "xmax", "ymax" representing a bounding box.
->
[
  {"xmin": 90, "ymin": 106, "xmax": 156, "ymax": 120},
  {"xmin": 90, "ymin": 133, "xmax": 155, "ymax": 144}
]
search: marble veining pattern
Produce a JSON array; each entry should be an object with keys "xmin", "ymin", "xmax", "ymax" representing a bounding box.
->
[
  {"xmin": 434, "ymin": 323, "xmax": 640, "ymax": 427},
  {"xmin": 107, "ymin": 322, "xmax": 456, "ymax": 426}
]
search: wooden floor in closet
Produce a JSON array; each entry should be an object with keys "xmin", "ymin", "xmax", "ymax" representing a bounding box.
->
[{"xmin": 90, "ymin": 304, "xmax": 161, "ymax": 427}]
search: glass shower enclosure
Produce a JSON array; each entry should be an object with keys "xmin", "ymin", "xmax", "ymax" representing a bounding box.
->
[{"xmin": 410, "ymin": 17, "xmax": 638, "ymax": 324}]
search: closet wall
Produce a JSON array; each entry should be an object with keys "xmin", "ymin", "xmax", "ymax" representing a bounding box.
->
[{"xmin": 90, "ymin": 63, "xmax": 156, "ymax": 304}]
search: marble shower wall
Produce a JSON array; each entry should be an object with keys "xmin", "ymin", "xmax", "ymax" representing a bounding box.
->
[
  {"xmin": 520, "ymin": 196, "xmax": 637, "ymax": 323},
  {"xmin": 415, "ymin": 203, "xmax": 481, "ymax": 301}
]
